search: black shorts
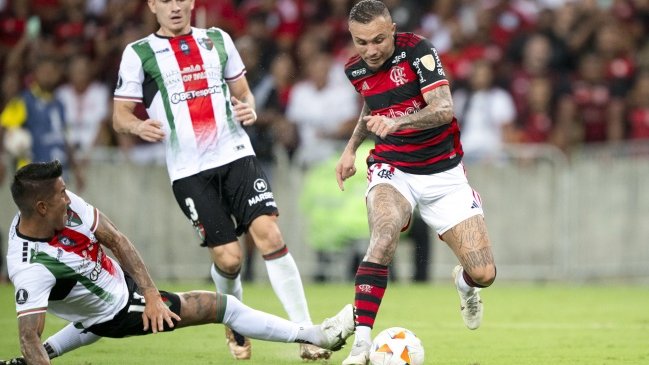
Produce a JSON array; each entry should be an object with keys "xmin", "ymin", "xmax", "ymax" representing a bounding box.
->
[
  {"xmin": 172, "ymin": 156, "xmax": 279, "ymax": 247},
  {"xmin": 85, "ymin": 275, "xmax": 181, "ymax": 338}
]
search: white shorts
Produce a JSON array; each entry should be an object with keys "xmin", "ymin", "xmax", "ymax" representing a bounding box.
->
[{"xmin": 366, "ymin": 162, "xmax": 484, "ymax": 235}]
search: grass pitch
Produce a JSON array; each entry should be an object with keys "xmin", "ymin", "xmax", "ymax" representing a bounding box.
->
[{"xmin": 1, "ymin": 282, "xmax": 647, "ymax": 364}]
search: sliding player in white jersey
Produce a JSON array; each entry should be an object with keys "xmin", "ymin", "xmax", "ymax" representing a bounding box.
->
[
  {"xmin": 2, "ymin": 161, "xmax": 355, "ymax": 365},
  {"xmin": 112, "ymin": 0, "xmax": 329, "ymax": 360}
]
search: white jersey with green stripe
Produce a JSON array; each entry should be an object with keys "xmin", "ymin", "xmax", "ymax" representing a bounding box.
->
[
  {"xmin": 7, "ymin": 191, "xmax": 128, "ymax": 328},
  {"xmin": 114, "ymin": 27, "xmax": 255, "ymax": 182}
]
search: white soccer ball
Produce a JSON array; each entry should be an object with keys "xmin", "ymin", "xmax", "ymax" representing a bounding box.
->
[
  {"xmin": 3, "ymin": 127, "xmax": 32, "ymax": 157},
  {"xmin": 369, "ymin": 327, "xmax": 425, "ymax": 365}
]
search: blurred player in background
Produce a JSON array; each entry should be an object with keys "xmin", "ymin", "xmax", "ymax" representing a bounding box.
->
[
  {"xmin": 1, "ymin": 160, "xmax": 355, "ymax": 365},
  {"xmin": 335, "ymin": 2, "xmax": 497, "ymax": 363},
  {"xmin": 112, "ymin": 0, "xmax": 329, "ymax": 360}
]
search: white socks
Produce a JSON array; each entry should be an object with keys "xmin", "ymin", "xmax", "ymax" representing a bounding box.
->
[
  {"xmin": 210, "ymin": 263, "xmax": 243, "ymax": 300},
  {"xmin": 43, "ymin": 323, "xmax": 101, "ymax": 358},
  {"xmin": 222, "ymin": 295, "xmax": 323, "ymax": 345},
  {"xmin": 354, "ymin": 325, "xmax": 372, "ymax": 345},
  {"xmin": 456, "ymin": 268, "xmax": 476, "ymax": 295},
  {"xmin": 264, "ymin": 252, "xmax": 312, "ymax": 325}
]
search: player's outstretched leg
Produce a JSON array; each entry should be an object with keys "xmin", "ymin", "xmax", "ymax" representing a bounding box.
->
[{"xmin": 452, "ymin": 265, "xmax": 483, "ymax": 330}]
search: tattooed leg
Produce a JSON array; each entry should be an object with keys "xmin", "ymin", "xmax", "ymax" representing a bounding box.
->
[
  {"xmin": 365, "ymin": 184, "xmax": 412, "ymax": 265},
  {"xmin": 441, "ymin": 214, "xmax": 496, "ymax": 286}
]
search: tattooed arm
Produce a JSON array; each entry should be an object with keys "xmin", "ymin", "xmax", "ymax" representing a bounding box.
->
[
  {"xmin": 365, "ymin": 85, "xmax": 455, "ymax": 138},
  {"xmin": 336, "ymin": 103, "xmax": 371, "ymax": 190},
  {"xmin": 18, "ymin": 313, "xmax": 49, "ymax": 364},
  {"xmin": 94, "ymin": 210, "xmax": 180, "ymax": 332}
]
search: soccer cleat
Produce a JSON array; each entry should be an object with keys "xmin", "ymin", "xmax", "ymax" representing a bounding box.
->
[
  {"xmin": 225, "ymin": 326, "xmax": 252, "ymax": 360},
  {"xmin": 452, "ymin": 265, "xmax": 483, "ymax": 330},
  {"xmin": 341, "ymin": 339, "xmax": 371, "ymax": 365},
  {"xmin": 0, "ymin": 359, "xmax": 26, "ymax": 365},
  {"xmin": 299, "ymin": 343, "xmax": 332, "ymax": 361},
  {"xmin": 319, "ymin": 304, "xmax": 356, "ymax": 352}
]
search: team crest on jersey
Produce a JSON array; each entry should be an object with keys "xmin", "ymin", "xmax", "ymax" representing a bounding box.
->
[
  {"xmin": 198, "ymin": 37, "xmax": 214, "ymax": 51},
  {"xmin": 389, "ymin": 66, "xmax": 408, "ymax": 86},
  {"xmin": 58, "ymin": 234, "xmax": 77, "ymax": 247},
  {"xmin": 16, "ymin": 289, "xmax": 29, "ymax": 305},
  {"xmin": 66, "ymin": 208, "xmax": 82, "ymax": 227}
]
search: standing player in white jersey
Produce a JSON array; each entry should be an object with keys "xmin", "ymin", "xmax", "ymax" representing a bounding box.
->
[
  {"xmin": 2, "ymin": 161, "xmax": 355, "ymax": 365},
  {"xmin": 111, "ymin": 0, "xmax": 329, "ymax": 360}
]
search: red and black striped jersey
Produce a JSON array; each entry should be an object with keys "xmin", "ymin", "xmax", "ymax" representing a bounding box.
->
[{"xmin": 344, "ymin": 32, "xmax": 463, "ymax": 175}]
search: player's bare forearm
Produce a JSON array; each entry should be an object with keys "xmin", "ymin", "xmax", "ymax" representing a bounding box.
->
[
  {"xmin": 112, "ymin": 100, "xmax": 140, "ymax": 134},
  {"xmin": 344, "ymin": 103, "xmax": 371, "ymax": 153},
  {"xmin": 19, "ymin": 314, "xmax": 49, "ymax": 364},
  {"xmin": 395, "ymin": 85, "xmax": 454, "ymax": 130},
  {"xmin": 95, "ymin": 211, "xmax": 159, "ymax": 298}
]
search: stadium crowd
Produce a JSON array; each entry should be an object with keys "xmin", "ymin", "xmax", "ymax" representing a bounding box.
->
[{"xmin": 1, "ymin": 0, "xmax": 649, "ymax": 164}]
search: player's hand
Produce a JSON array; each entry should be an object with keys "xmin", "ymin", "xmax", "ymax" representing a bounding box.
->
[
  {"xmin": 231, "ymin": 96, "xmax": 257, "ymax": 126},
  {"xmin": 142, "ymin": 294, "xmax": 181, "ymax": 334},
  {"xmin": 133, "ymin": 119, "xmax": 165, "ymax": 142},
  {"xmin": 364, "ymin": 115, "xmax": 398, "ymax": 139},
  {"xmin": 335, "ymin": 150, "xmax": 357, "ymax": 191}
]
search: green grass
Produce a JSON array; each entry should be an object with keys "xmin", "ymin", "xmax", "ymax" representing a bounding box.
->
[{"xmin": 1, "ymin": 282, "xmax": 648, "ymax": 364}]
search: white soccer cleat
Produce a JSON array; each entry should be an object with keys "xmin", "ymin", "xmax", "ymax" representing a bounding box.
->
[
  {"xmin": 319, "ymin": 304, "xmax": 356, "ymax": 352},
  {"xmin": 452, "ymin": 265, "xmax": 483, "ymax": 330},
  {"xmin": 341, "ymin": 339, "xmax": 371, "ymax": 365}
]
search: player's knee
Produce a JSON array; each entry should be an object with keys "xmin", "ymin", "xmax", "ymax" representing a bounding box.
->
[
  {"xmin": 470, "ymin": 265, "xmax": 496, "ymax": 287},
  {"xmin": 214, "ymin": 259, "xmax": 242, "ymax": 277}
]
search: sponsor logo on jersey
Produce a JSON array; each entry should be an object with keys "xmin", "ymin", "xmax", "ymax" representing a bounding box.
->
[
  {"xmin": 391, "ymin": 51, "xmax": 407, "ymax": 64},
  {"xmin": 155, "ymin": 47, "xmax": 171, "ymax": 54},
  {"xmin": 248, "ymin": 192, "xmax": 274, "ymax": 206},
  {"xmin": 352, "ymin": 68, "xmax": 367, "ymax": 77},
  {"xmin": 361, "ymin": 81, "xmax": 370, "ymax": 91},
  {"xmin": 16, "ymin": 289, "xmax": 28, "ymax": 305},
  {"xmin": 170, "ymin": 85, "xmax": 219, "ymax": 103},
  {"xmin": 179, "ymin": 39, "xmax": 190, "ymax": 55},
  {"xmin": 387, "ymin": 100, "xmax": 422, "ymax": 118},
  {"xmin": 253, "ymin": 179, "xmax": 268, "ymax": 193},
  {"xmin": 389, "ymin": 66, "xmax": 408, "ymax": 86},
  {"xmin": 198, "ymin": 37, "xmax": 214, "ymax": 51},
  {"xmin": 432, "ymin": 48, "xmax": 445, "ymax": 76}
]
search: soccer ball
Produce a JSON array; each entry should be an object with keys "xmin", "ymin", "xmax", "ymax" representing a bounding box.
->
[
  {"xmin": 3, "ymin": 127, "xmax": 32, "ymax": 158},
  {"xmin": 369, "ymin": 327, "xmax": 425, "ymax": 365}
]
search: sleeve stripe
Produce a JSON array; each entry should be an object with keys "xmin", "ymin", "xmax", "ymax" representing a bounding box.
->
[
  {"xmin": 225, "ymin": 69, "xmax": 246, "ymax": 82},
  {"xmin": 421, "ymin": 80, "xmax": 449, "ymax": 94},
  {"xmin": 90, "ymin": 207, "xmax": 99, "ymax": 232},
  {"xmin": 113, "ymin": 95, "xmax": 142, "ymax": 102},
  {"xmin": 17, "ymin": 308, "xmax": 47, "ymax": 317}
]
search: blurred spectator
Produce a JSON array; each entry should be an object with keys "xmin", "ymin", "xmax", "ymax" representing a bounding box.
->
[
  {"xmin": 518, "ymin": 76, "xmax": 556, "ymax": 144},
  {"xmin": 453, "ymin": 59, "xmax": 518, "ymax": 162},
  {"xmin": 555, "ymin": 52, "xmax": 625, "ymax": 150},
  {"xmin": 286, "ymin": 51, "xmax": 359, "ymax": 170},
  {"xmin": 0, "ymin": 57, "xmax": 84, "ymax": 190},
  {"xmin": 55, "ymin": 54, "xmax": 111, "ymax": 164},
  {"xmin": 627, "ymin": 70, "xmax": 649, "ymax": 140}
]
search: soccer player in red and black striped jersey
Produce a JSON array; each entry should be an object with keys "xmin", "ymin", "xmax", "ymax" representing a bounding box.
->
[{"xmin": 335, "ymin": 2, "xmax": 497, "ymax": 363}]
